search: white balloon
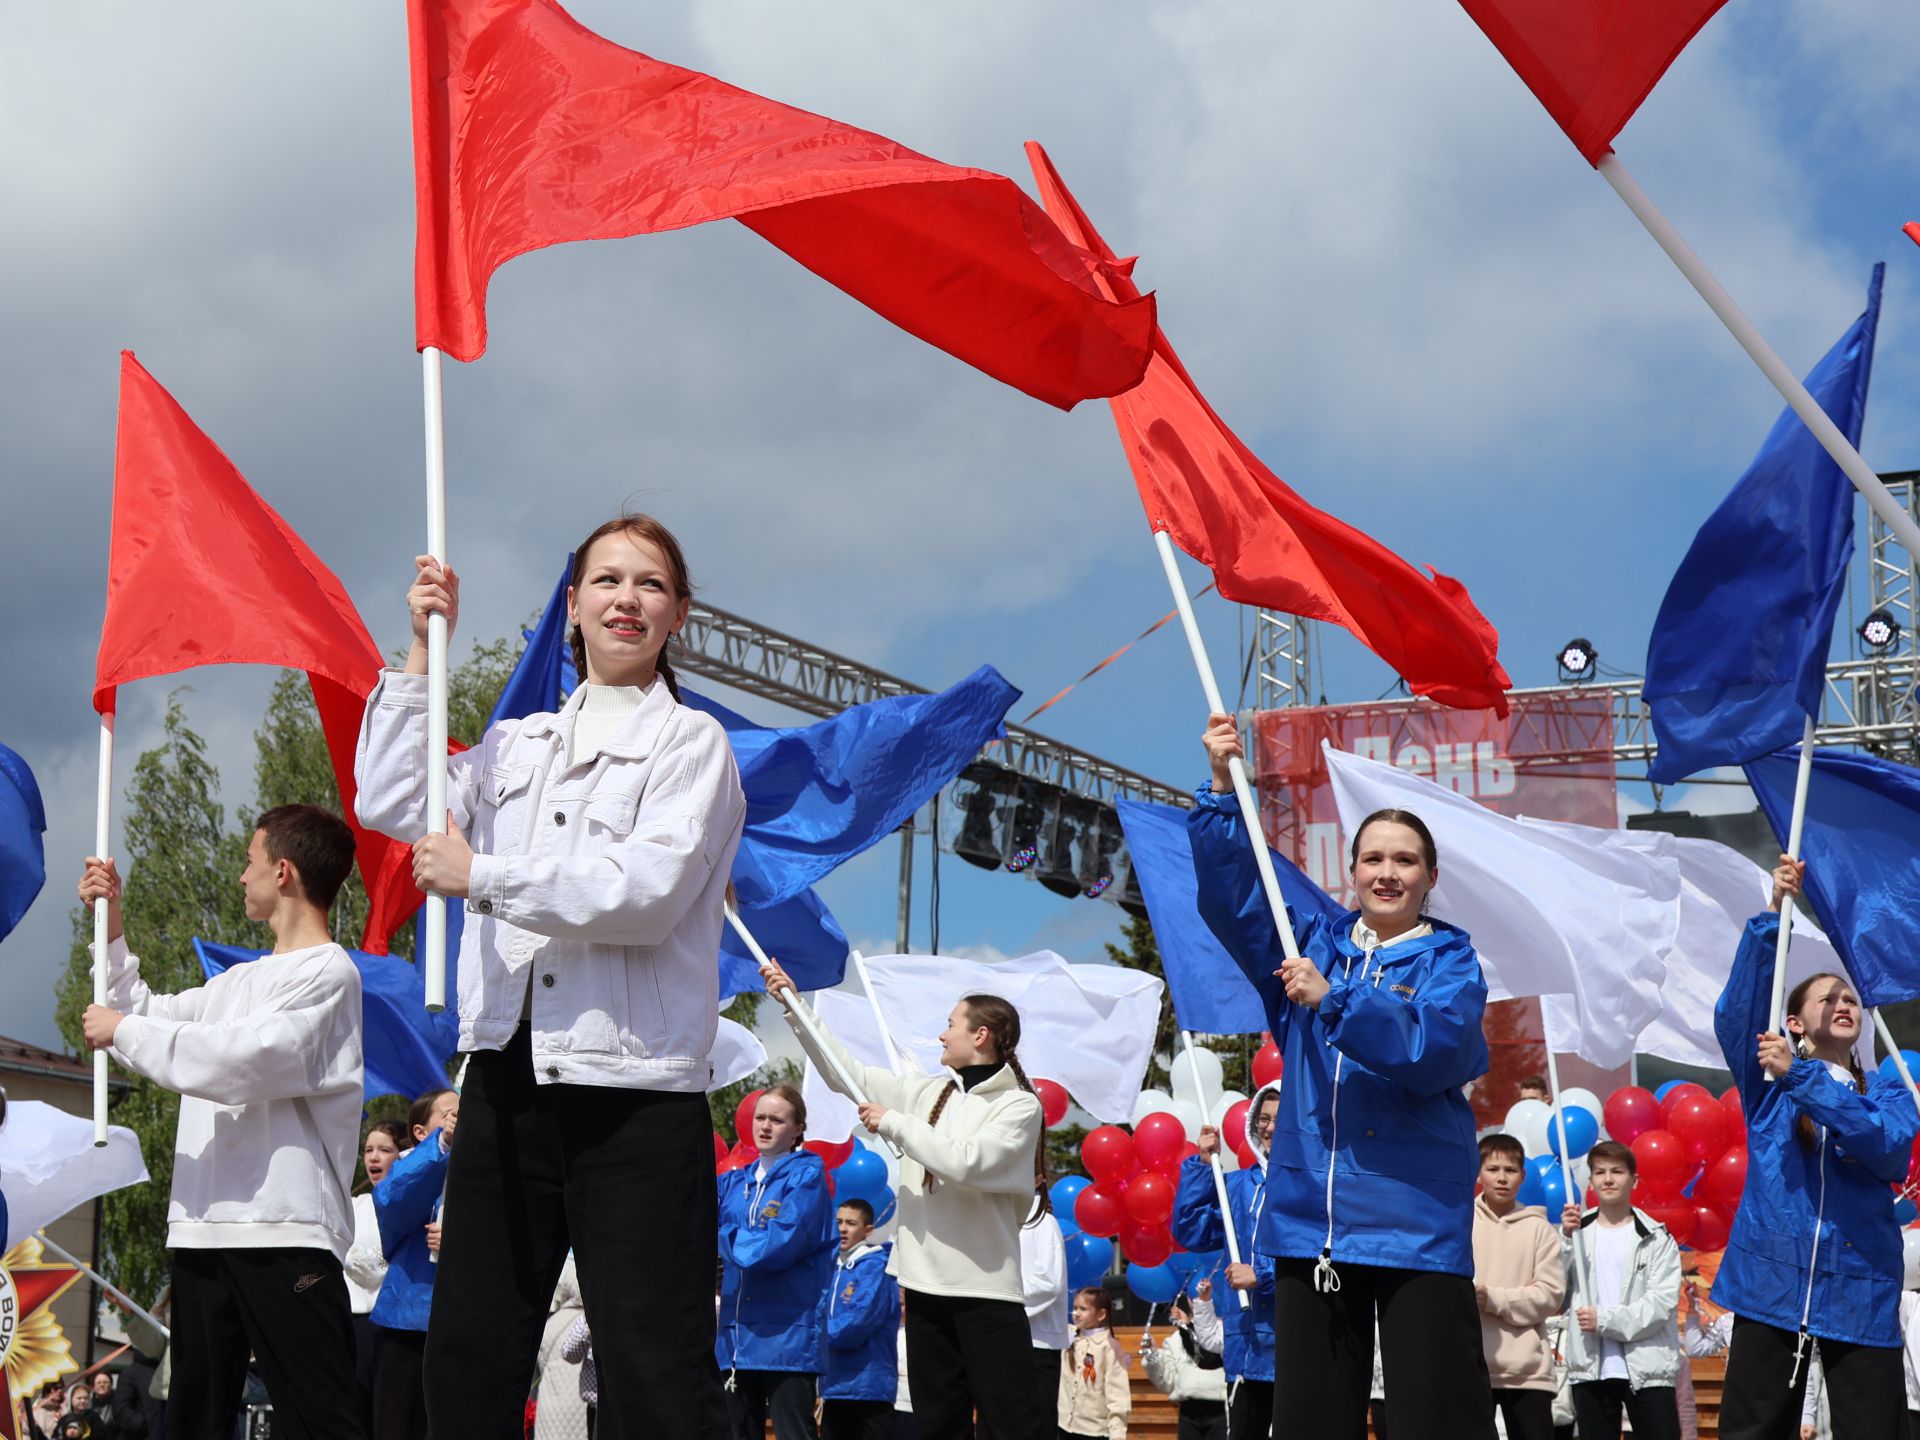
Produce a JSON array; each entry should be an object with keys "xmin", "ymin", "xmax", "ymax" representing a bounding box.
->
[
  {"xmin": 1131, "ymin": 1089, "xmax": 1176, "ymax": 1128},
  {"xmin": 1171, "ymin": 1047, "xmax": 1225, "ymax": 1110},
  {"xmin": 1208, "ymin": 1090, "xmax": 1249, "ymax": 1128},
  {"xmin": 1168, "ymin": 1098, "xmax": 1205, "ymax": 1143},
  {"xmin": 1558, "ymin": 1087, "xmax": 1604, "ymax": 1127},
  {"xmin": 1904, "ymin": 1230, "xmax": 1920, "ymax": 1291},
  {"xmin": 1503, "ymin": 1099, "xmax": 1553, "ymax": 1157},
  {"xmin": 1571, "ymin": 1157, "xmax": 1590, "ymax": 1198}
]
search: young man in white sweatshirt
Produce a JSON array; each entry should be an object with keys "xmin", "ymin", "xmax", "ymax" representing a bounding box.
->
[{"xmin": 79, "ymin": 804, "xmax": 367, "ymax": 1440}]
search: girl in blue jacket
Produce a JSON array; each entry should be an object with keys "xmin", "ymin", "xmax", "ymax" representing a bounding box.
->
[
  {"xmin": 370, "ymin": 1087, "xmax": 456, "ymax": 1440},
  {"xmin": 1712, "ymin": 856, "xmax": 1918, "ymax": 1440},
  {"xmin": 718, "ymin": 1083, "xmax": 837, "ymax": 1440},
  {"xmin": 1193, "ymin": 716, "xmax": 1494, "ymax": 1438},
  {"xmin": 1173, "ymin": 1081, "xmax": 1279, "ymax": 1440}
]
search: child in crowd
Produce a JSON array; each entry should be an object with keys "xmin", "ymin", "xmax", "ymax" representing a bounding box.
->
[
  {"xmin": 1020, "ymin": 1194, "xmax": 1070, "ymax": 1425},
  {"xmin": 345, "ymin": 1118, "xmax": 408, "ymax": 1430},
  {"xmin": 1057, "ymin": 1287, "xmax": 1129, "ymax": 1440},
  {"xmin": 560, "ymin": 1313, "xmax": 599, "ymax": 1438},
  {"xmin": 1518, "ymin": 1076, "xmax": 1550, "ymax": 1104},
  {"xmin": 78, "ymin": 806, "xmax": 365, "ymax": 1440},
  {"xmin": 1558, "ymin": 1140, "xmax": 1682, "ymax": 1440},
  {"xmin": 717, "ymin": 1084, "xmax": 835, "ymax": 1440},
  {"xmin": 358, "ymin": 516, "xmax": 746, "ymax": 1440},
  {"xmin": 819, "ymin": 1197, "xmax": 901, "ymax": 1440},
  {"xmin": 763, "ymin": 965, "xmax": 1050, "ymax": 1440},
  {"xmin": 371, "ymin": 1088, "xmax": 457, "ymax": 1440},
  {"xmin": 1711, "ymin": 856, "xmax": 1918, "ymax": 1440},
  {"xmin": 1141, "ymin": 1289, "xmax": 1228, "ymax": 1440},
  {"xmin": 1193, "ymin": 716, "xmax": 1495, "ymax": 1438},
  {"xmin": 1473, "ymin": 1132, "xmax": 1566, "ymax": 1440},
  {"xmin": 1172, "ymin": 1083, "xmax": 1280, "ymax": 1440}
]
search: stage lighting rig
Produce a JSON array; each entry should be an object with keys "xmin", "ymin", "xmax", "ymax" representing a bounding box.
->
[
  {"xmin": 1860, "ymin": 608, "xmax": 1903, "ymax": 654},
  {"xmin": 1556, "ymin": 637, "xmax": 1597, "ymax": 683}
]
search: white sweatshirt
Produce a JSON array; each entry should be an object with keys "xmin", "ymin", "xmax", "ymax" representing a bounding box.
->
[{"xmin": 105, "ymin": 936, "xmax": 364, "ymax": 1260}]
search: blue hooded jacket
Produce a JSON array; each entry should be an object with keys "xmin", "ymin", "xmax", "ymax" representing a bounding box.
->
[
  {"xmin": 718, "ymin": 1149, "xmax": 837, "ymax": 1374},
  {"xmin": 1189, "ymin": 788, "xmax": 1488, "ymax": 1279},
  {"xmin": 1171, "ymin": 1082, "xmax": 1280, "ymax": 1381},
  {"xmin": 371, "ymin": 1130, "xmax": 449, "ymax": 1332},
  {"xmin": 816, "ymin": 1240, "xmax": 899, "ymax": 1400},
  {"xmin": 1711, "ymin": 913, "xmax": 1918, "ymax": 1348}
]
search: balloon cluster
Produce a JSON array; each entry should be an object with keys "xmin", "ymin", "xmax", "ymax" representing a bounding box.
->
[{"xmin": 715, "ymin": 1087, "xmax": 897, "ymax": 1225}]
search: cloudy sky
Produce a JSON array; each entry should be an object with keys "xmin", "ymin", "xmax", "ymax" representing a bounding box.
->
[{"xmin": 3, "ymin": 2, "xmax": 1916, "ymax": 1051}]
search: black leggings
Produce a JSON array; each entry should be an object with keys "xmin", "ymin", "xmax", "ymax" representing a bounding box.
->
[
  {"xmin": 902, "ymin": 1290, "xmax": 1047, "ymax": 1440},
  {"xmin": 1269, "ymin": 1257, "xmax": 1493, "ymax": 1440},
  {"xmin": 726, "ymin": 1369, "xmax": 817, "ymax": 1440},
  {"xmin": 1721, "ymin": 1315, "xmax": 1907, "ymax": 1440}
]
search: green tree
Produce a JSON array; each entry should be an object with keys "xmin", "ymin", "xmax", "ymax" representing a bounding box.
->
[{"xmin": 1101, "ymin": 913, "xmax": 1250, "ymax": 1098}]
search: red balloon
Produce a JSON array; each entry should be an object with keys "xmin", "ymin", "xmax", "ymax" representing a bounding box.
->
[
  {"xmin": 1033, "ymin": 1078, "xmax": 1071, "ymax": 1128},
  {"xmin": 1698, "ymin": 1146, "xmax": 1749, "ymax": 1213},
  {"xmin": 1668, "ymin": 1094, "xmax": 1731, "ymax": 1163},
  {"xmin": 1232, "ymin": 1140, "xmax": 1258, "ymax": 1171},
  {"xmin": 1645, "ymin": 1200, "xmax": 1698, "ymax": 1247},
  {"xmin": 1221, "ymin": 1099, "xmax": 1252, "ymax": 1156},
  {"xmin": 1121, "ymin": 1225, "xmax": 1173, "ymax": 1267},
  {"xmin": 1602, "ymin": 1087, "xmax": 1662, "ymax": 1146},
  {"xmin": 1124, "ymin": 1171, "xmax": 1176, "ymax": 1227},
  {"xmin": 804, "ymin": 1137, "xmax": 854, "ymax": 1170},
  {"xmin": 1631, "ymin": 1130, "xmax": 1690, "ymax": 1199},
  {"xmin": 731, "ymin": 1138, "xmax": 758, "ymax": 1166},
  {"xmin": 716, "ymin": 1151, "xmax": 747, "ymax": 1175},
  {"xmin": 1690, "ymin": 1202, "xmax": 1733, "ymax": 1253},
  {"xmin": 1253, "ymin": 1040, "xmax": 1284, "ymax": 1089},
  {"xmin": 1075, "ymin": 1182, "xmax": 1127, "ymax": 1239},
  {"xmin": 1133, "ymin": 1113, "xmax": 1188, "ymax": 1170},
  {"xmin": 1659, "ymin": 1083, "xmax": 1712, "ymax": 1126},
  {"xmin": 733, "ymin": 1088, "xmax": 765, "ymax": 1144},
  {"xmin": 1081, "ymin": 1125, "xmax": 1138, "ymax": 1183},
  {"xmin": 712, "ymin": 1131, "xmax": 728, "ymax": 1166}
]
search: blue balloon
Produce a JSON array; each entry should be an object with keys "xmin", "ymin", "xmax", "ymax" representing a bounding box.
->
[
  {"xmin": 1064, "ymin": 1232, "xmax": 1110, "ymax": 1290},
  {"xmin": 872, "ymin": 1185, "xmax": 897, "ymax": 1227},
  {"xmin": 1896, "ymin": 1196, "xmax": 1918, "ymax": 1226},
  {"xmin": 1546, "ymin": 1107, "xmax": 1600, "ymax": 1161},
  {"xmin": 1529, "ymin": 1156, "xmax": 1573, "ymax": 1216},
  {"xmin": 1051, "ymin": 1175, "xmax": 1091, "ymax": 1232},
  {"xmin": 1878, "ymin": 1051, "xmax": 1920, "ymax": 1085},
  {"xmin": 1516, "ymin": 1163, "xmax": 1547, "ymax": 1209},
  {"xmin": 834, "ymin": 1142, "xmax": 889, "ymax": 1205},
  {"xmin": 1165, "ymin": 1250, "xmax": 1200, "ymax": 1279},
  {"xmin": 1654, "ymin": 1080, "xmax": 1685, "ymax": 1102},
  {"xmin": 1126, "ymin": 1262, "xmax": 1182, "ymax": 1304}
]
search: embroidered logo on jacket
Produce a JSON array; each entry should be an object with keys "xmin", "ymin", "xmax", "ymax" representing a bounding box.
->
[
  {"xmin": 1391, "ymin": 984, "xmax": 1416, "ymax": 998},
  {"xmin": 760, "ymin": 1201, "xmax": 783, "ymax": 1220}
]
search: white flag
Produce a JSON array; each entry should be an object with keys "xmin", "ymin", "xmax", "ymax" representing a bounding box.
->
[
  {"xmin": 2, "ymin": 1100, "xmax": 149, "ymax": 1249},
  {"xmin": 1323, "ymin": 744, "xmax": 1674, "ymax": 1068},
  {"xmin": 709, "ymin": 1014, "xmax": 769, "ymax": 1095}
]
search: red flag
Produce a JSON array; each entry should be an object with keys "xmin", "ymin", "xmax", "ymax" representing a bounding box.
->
[
  {"xmin": 408, "ymin": 0, "xmax": 1155, "ymax": 408},
  {"xmin": 98, "ymin": 353, "xmax": 424, "ymax": 951},
  {"xmin": 1457, "ymin": 0, "xmax": 1730, "ymax": 164},
  {"xmin": 1023, "ymin": 146, "xmax": 1512, "ymax": 717}
]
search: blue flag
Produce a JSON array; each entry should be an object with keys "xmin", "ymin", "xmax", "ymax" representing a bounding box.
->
[
  {"xmin": 195, "ymin": 939, "xmax": 459, "ymax": 1102},
  {"xmin": 1645, "ymin": 265, "xmax": 1884, "ymax": 784},
  {"xmin": 1743, "ymin": 748, "xmax": 1920, "ymax": 1008},
  {"xmin": 488, "ymin": 554, "xmax": 579, "ymax": 731},
  {"xmin": 1115, "ymin": 799, "xmax": 1342, "ymax": 1034},
  {"xmin": 718, "ymin": 886, "xmax": 849, "ymax": 999},
  {"xmin": 0, "ymin": 743, "xmax": 46, "ymax": 943}
]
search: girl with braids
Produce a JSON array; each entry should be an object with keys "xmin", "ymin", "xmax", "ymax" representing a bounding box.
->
[
  {"xmin": 355, "ymin": 513, "xmax": 747, "ymax": 1440},
  {"xmin": 759, "ymin": 962, "xmax": 1051, "ymax": 1440},
  {"xmin": 1711, "ymin": 856, "xmax": 1918, "ymax": 1440},
  {"xmin": 717, "ymin": 1083, "xmax": 836, "ymax": 1440}
]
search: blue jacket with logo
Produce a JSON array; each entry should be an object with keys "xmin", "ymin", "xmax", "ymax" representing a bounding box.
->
[
  {"xmin": 1711, "ymin": 913, "xmax": 1918, "ymax": 1348},
  {"xmin": 1171, "ymin": 1092, "xmax": 1278, "ymax": 1383},
  {"xmin": 718, "ymin": 1149, "xmax": 837, "ymax": 1374},
  {"xmin": 371, "ymin": 1130, "xmax": 449, "ymax": 1332},
  {"xmin": 1189, "ymin": 788, "xmax": 1488, "ymax": 1279},
  {"xmin": 816, "ymin": 1240, "xmax": 899, "ymax": 1400}
]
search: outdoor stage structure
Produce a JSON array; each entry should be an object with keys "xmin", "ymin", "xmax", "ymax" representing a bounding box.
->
[{"xmin": 673, "ymin": 475, "xmax": 1918, "ymax": 1122}]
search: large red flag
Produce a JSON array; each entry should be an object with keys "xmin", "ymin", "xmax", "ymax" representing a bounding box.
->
[
  {"xmin": 97, "ymin": 353, "xmax": 424, "ymax": 951},
  {"xmin": 409, "ymin": 0, "xmax": 1155, "ymax": 408},
  {"xmin": 1457, "ymin": 0, "xmax": 1730, "ymax": 164},
  {"xmin": 1023, "ymin": 145, "xmax": 1512, "ymax": 716}
]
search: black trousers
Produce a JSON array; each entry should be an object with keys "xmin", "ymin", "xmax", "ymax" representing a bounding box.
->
[
  {"xmin": 902, "ymin": 1290, "xmax": 1046, "ymax": 1440},
  {"xmin": 1490, "ymin": 1388, "xmax": 1554, "ymax": 1440},
  {"xmin": 1721, "ymin": 1315, "xmax": 1907, "ymax": 1440},
  {"xmin": 1228, "ymin": 1379, "xmax": 1272, "ymax": 1440},
  {"xmin": 423, "ymin": 1025, "xmax": 728, "ymax": 1440},
  {"xmin": 169, "ymin": 1246, "xmax": 364, "ymax": 1440},
  {"xmin": 1178, "ymin": 1399, "xmax": 1227, "ymax": 1440},
  {"xmin": 1570, "ymin": 1380, "xmax": 1679, "ymax": 1440},
  {"xmin": 373, "ymin": 1326, "xmax": 427, "ymax": 1440},
  {"xmin": 1269, "ymin": 1257, "xmax": 1493, "ymax": 1440},
  {"xmin": 820, "ymin": 1399, "xmax": 895, "ymax": 1440},
  {"xmin": 1032, "ymin": 1346, "xmax": 1062, "ymax": 1428},
  {"xmin": 727, "ymin": 1370, "xmax": 816, "ymax": 1440}
]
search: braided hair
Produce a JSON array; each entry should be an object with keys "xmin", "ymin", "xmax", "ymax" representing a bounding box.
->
[{"xmin": 925, "ymin": 994, "xmax": 1052, "ymax": 1224}]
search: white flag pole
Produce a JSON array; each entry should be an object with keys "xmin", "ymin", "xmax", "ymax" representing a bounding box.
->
[
  {"xmin": 34, "ymin": 1231, "xmax": 169, "ymax": 1340},
  {"xmin": 851, "ymin": 951, "xmax": 907, "ymax": 1074},
  {"xmin": 1152, "ymin": 530, "xmax": 1301, "ymax": 964},
  {"xmin": 1182, "ymin": 1031, "xmax": 1251, "ymax": 1311},
  {"xmin": 421, "ymin": 347, "xmax": 450, "ymax": 1013},
  {"xmin": 91, "ymin": 712, "xmax": 115, "ymax": 1147},
  {"xmin": 1765, "ymin": 718, "xmax": 1818, "ymax": 1046},
  {"xmin": 1543, "ymin": 1040, "xmax": 1589, "ymax": 1369},
  {"xmin": 1596, "ymin": 155, "xmax": 1920, "ymax": 561},
  {"xmin": 1872, "ymin": 1011, "xmax": 1920, "ymax": 1111}
]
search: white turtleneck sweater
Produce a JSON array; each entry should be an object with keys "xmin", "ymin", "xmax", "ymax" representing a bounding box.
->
[{"xmin": 569, "ymin": 683, "xmax": 648, "ymax": 766}]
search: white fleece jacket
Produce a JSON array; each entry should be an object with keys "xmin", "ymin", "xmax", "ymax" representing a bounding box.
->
[
  {"xmin": 787, "ymin": 1013, "xmax": 1043, "ymax": 1303},
  {"xmin": 105, "ymin": 936, "xmax": 364, "ymax": 1260}
]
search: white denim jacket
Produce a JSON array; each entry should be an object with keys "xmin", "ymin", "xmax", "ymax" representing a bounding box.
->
[{"xmin": 354, "ymin": 669, "xmax": 744, "ymax": 1090}]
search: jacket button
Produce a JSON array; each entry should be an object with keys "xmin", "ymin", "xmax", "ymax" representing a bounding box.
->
[
  {"xmin": 476, "ymin": 899, "xmax": 493, "ymax": 915},
  {"xmin": 554, "ymin": 811, "xmax": 567, "ymax": 826},
  {"xmin": 546, "ymin": 1066, "xmax": 560, "ymax": 1079},
  {"xmin": 542, "ymin": 973, "xmax": 555, "ymax": 988}
]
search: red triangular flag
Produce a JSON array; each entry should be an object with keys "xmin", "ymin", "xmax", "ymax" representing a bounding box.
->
[
  {"xmin": 1458, "ymin": 0, "xmax": 1730, "ymax": 164},
  {"xmin": 408, "ymin": 0, "xmax": 1155, "ymax": 408},
  {"xmin": 1023, "ymin": 146, "xmax": 1512, "ymax": 717},
  {"xmin": 98, "ymin": 352, "xmax": 425, "ymax": 951}
]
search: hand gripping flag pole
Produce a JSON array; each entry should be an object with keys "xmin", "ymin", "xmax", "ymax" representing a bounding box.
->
[
  {"xmin": 90, "ymin": 714, "xmax": 114, "ymax": 1146},
  {"xmin": 420, "ymin": 348, "xmax": 450, "ymax": 1013},
  {"xmin": 1764, "ymin": 720, "xmax": 1819, "ymax": 1051}
]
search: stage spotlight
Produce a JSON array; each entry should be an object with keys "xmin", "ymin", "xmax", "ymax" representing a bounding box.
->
[
  {"xmin": 1859, "ymin": 608, "xmax": 1903, "ymax": 653},
  {"xmin": 1005, "ymin": 787, "xmax": 1046, "ymax": 874},
  {"xmin": 952, "ymin": 766, "xmax": 1007, "ymax": 871},
  {"xmin": 1556, "ymin": 637, "xmax": 1597, "ymax": 682},
  {"xmin": 1079, "ymin": 808, "xmax": 1122, "ymax": 899},
  {"xmin": 1038, "ymin": 802, "xmax": 1086, "ymax": 898}
]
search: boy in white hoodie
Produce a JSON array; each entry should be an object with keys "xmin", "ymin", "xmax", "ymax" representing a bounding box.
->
[{"xmin": 79, "ymin": 804, "xmax": 366, "ymax": 1440}]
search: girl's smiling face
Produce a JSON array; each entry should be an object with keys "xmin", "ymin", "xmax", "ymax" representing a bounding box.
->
[
  {"xmin": 937, "ymin": 1003, "xmax": 993, "ymax": 1070},
  {"xmin": 1349, "ymin": 820, "xmax": 1436, "ymax": 932},
  {"xmin": 566, "ymin": 530, "xmax": 690, "ymax": 687}
]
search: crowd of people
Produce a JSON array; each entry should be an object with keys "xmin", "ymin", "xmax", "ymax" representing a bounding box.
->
[{"xmin": 52, "ymin": 512, "xmax": 1920, "ymax": 1440}]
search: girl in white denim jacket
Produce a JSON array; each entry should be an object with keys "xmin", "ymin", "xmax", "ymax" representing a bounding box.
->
[{"xmin": 355, "ymin": 514, "xmax": 745, "ymax": 1440}]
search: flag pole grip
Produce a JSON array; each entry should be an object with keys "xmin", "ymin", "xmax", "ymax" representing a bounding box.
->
[
  {"xmin": 421, "ymin": 347, "xmax": 450, "ymax": 1013},
  {"xmin": 1544, "ymin": 1040, "xmax": 1589, "ymax": 1370},
  {"xmin": 1596, "ymin": 155, "xmax": 1920, "ymax": 560},
  {"xmin": 1182, "ymin": 1031, "xmax": 1250, "ymax": 1310},
  {"xmin": 92, "ymin": 713, "xmax": 115, "ymax": 1147}
]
